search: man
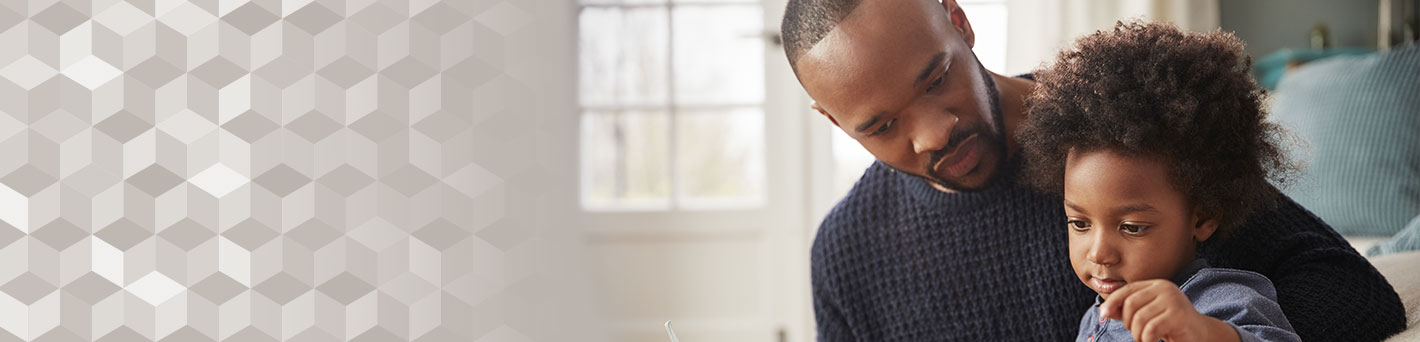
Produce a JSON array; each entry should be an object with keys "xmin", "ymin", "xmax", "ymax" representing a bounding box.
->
[{"xmin": 780, "ymin": 0, "xmax": 1408, "ymax": 340}]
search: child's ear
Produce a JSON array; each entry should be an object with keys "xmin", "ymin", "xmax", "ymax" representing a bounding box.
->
[{"xmin": 1192, "ymin": 211, "xmax": 1220, "ymax": 243}]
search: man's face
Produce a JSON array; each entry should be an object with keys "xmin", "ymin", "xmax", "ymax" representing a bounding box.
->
[{"xmin": 795, "ymin": 0, "xmax": 1006, "ymax": 191}]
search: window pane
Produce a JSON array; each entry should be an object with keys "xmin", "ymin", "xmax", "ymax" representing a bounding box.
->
[
  {"xmin": 672, "ymin": 0, "xmax": 757, "ymax": 4},
  {"xmin": 580, "ymin": 8, "xmax": 669, "ymax": 107},
  {"xmin": 582, "ymin": 110, "xmax": 673, "ymax": 209},
  {"xmin": 676, "ymin": 108, "xmax": 766, "ymax": 208},
  {"xmin": 958, "ymin": 2, "xmax": 1006, "ymax": 73},
  {"xmin": 581, "ymin": 0, "xmax": 665, "ymax": 6},
  {"xmin": 830, "ymin": 121, "xmax": 876, "ymax": 200},
  {"xmin": 672, "ymin": 5, "xmax": 764, "ymax": 105}
]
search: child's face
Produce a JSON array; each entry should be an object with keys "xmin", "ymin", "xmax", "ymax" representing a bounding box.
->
[{"xmin": 1062, "ymin": 149, "xmax": 1218, "ymax": 299}]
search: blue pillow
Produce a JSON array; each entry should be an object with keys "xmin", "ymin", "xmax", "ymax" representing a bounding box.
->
[
  {"xmin": 1269, "ymin": 44, "xmax": 1420, "ymax": 237},
  {"xmin": 1254, "ymin": 48, "xmax": 1374, "ymax": 91}
]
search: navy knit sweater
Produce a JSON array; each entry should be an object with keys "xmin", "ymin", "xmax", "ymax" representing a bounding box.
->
[{"xmin": 811, "ymin": 159, "xmax": 1406, "ymax": 341}]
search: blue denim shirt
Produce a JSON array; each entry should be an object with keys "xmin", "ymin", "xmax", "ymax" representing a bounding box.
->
[{"xmin": 1076, "ymin": 259, "xmax": 1301, "ymax": 342}]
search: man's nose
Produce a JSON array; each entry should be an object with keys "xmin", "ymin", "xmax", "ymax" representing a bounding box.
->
[{"xmin": 911, "ymin": 109, "xmax": 957, "ymax": 156}]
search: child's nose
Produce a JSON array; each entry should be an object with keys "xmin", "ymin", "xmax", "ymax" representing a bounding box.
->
[{"xmin": 1085, "ymin": 232, "xmax": 1120, "ymax": 266}]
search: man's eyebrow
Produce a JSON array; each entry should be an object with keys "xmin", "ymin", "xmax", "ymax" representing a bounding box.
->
[
  {"xmin": 854, "ymin": 112, "xmax": 885, "ymax": 133},
  {"xmin": 915, "ymin": 52, "xmax": 947, "ymax": 85}
]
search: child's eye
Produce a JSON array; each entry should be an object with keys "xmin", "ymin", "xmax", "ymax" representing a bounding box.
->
[
  {"xmin": 1067, "ymin": 220, "xmax": 1090, "ymax": 231},
  {"xmin": 1120, "ymin": 224, "xmax": 1150, "ymax": 235}
]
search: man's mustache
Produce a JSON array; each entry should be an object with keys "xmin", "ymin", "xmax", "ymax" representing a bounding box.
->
[{"xmin": 925, "ymin": 127, "xmax": 980, "ymax": 176}]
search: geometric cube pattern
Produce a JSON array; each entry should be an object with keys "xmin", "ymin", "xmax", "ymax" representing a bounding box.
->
[{"xmin": 0, "ymin": 0, "xmax": 516, "ymax": 340}]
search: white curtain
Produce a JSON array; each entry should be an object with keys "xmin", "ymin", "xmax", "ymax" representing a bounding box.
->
[{"xmin": 1002, "ymin": 0, "xmax": 1221, "ymax": 75}]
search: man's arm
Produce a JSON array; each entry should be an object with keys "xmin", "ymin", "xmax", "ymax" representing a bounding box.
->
[
  {"xmin": 1201, "ymin": 197, "xmax": 1406, "ymax": 341},
  {"xmin": 811, "ymin": 233, "xmax": 854, "ymax": 342},
  {"xmin": 1266, "ymin": 242, "xmax": 1406, "ymax": 341}
]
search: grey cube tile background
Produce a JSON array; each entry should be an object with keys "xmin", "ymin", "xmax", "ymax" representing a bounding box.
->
[{"xmin": 0, "ymin": 0, "xmax": 520, "ymax": 340}]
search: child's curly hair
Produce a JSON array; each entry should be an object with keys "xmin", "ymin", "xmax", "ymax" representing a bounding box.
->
[{"xmin": 1018, "ymin": 21, "xmax": 1298, "ymax": 234}]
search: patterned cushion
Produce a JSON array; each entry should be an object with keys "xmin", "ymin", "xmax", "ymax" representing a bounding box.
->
[{"xmin": 1269, "ymin": 44, "xmax": 1420, "ymax": 237}]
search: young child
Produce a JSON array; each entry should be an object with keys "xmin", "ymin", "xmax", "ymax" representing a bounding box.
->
[{"xmin": 1018, "ymin": 22, "xmax": 1303, "ymax": 342}]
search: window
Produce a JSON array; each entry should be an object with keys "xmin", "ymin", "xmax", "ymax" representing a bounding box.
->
[
  {"xmin": 961, "ymin": 0, "xmax": 1008, "ymax": 73},
  {"xmin": 578, "ymin": 0, "xmax": 769, "ymax": 211}
]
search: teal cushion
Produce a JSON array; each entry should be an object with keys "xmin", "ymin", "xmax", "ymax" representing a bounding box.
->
[
  {"xmin": 1254, "ymin": 48, "xmax": 1374, "ymax": 91},
  {"xmin": 1269, "ymin": 44, "xmax": 1420, "ymax": 237},
  {"xmin": 1367, "ymin": 215, "xmax": 1420, "ymax": 257}
]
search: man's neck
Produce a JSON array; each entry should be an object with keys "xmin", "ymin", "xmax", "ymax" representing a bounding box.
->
[{"xmin": 992, "ymin": 71, "xmax": 1035, "ymax": 160}]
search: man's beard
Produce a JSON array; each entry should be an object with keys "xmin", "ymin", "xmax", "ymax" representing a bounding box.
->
[{"xmin": 887, "ymin": 61, "xmax": 1008, "ymax": 192}]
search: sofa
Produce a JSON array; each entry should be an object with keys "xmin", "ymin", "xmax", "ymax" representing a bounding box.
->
[
  {"xmin": 1373, "ymin": 250, "xmax": 1420, "ymax": 341},
  {"xmin": 1265, "ymin": 44, "xmax": 1420, "ymax": 341}
]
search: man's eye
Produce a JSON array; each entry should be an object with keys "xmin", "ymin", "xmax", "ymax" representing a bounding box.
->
[
  {"xmin": 1120, "ymin": 224, "xmax": 1150, "ymax": 235},
  {"xmin": 926, "ymin": 74, "xmax": 945, "ymax": 93},
  {"xmin": 872, "ymin": 118, "xmax": 896, "ymax": 135},
  {"xmin": 1067, "ymin": 220, "xmax": 1089, "ymax": 231}
]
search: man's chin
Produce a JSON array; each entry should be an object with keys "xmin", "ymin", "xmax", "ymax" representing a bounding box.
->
[{"xmin": 926, "ymin": 171, "xmax": 991, "ymax": 192}]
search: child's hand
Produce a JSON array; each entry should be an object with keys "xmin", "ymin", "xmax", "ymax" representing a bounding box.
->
[{"xmin": 1098, "ymin": 279, "xmax": 1240, "ymax": 342}]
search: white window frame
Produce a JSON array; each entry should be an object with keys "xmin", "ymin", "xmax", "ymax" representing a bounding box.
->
[{"xmin": 576, "ymin": 0, "xmax": 776, "ymax": 213}]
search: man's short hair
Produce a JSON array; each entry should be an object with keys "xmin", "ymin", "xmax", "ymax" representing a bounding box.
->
[{"xmin": 780, "ymin": 0, "xmax": 865, "ymax": 70}]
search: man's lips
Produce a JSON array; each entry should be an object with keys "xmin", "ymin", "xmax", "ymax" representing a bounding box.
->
[
  {"xmin": 932, "ymin": 134, "xmax": 982, "ymax": 178},
  {"xmin": 1090, "ymin": 276, "xmax": 1126, "ymax": 294}
]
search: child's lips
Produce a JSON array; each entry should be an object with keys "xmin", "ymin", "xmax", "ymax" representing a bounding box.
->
[{"xmin": 1091, "ymin": 276, "xmax": 1126, "ymax": 294}]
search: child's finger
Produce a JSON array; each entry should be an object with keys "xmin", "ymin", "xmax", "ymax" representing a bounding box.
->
[
  {"xmin": 1139, "ymin": 316, "xmax": 1166, "ymax": 342},
  {"xmin": 1099, "ymin": 283, "xmax": 1141, "ymax": 320},
  {"xmin": 1100, "ymin": 281, "xmax": 1152, "ymax": 321},
  {"xmin": 1126, "ymin": 300, "xmax": 1166, "ymax": 335},
  {"xmin": 1121, "ymin": 292, "xmax": 1161, "ymax": 335}
]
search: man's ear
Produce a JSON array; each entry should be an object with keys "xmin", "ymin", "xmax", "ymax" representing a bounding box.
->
[
  {"xmin": 812, "ymin": 102, "xmax": 840, "ymax": 127},
  {"xmin": 940, "ymin": 0, "xmax": 975, "ymax": 48},
  {"xmin": 1192, "ymin": 211, "xmax": 1220, "ymax": 243}
]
